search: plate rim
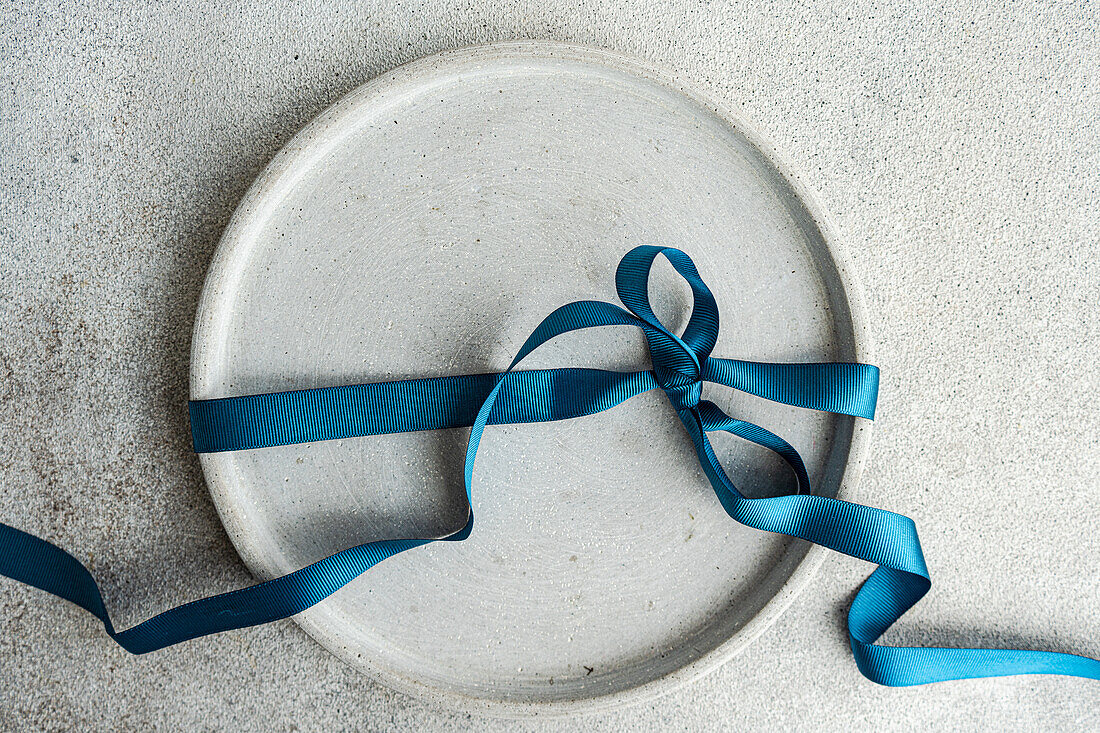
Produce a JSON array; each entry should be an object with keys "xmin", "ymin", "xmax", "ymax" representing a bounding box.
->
[{"xmin": 189, "ymin": 40, "xmax": 875, "ymax": 716}]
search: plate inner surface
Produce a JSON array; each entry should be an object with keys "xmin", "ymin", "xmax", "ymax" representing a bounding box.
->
[{"xmin": 191, "ymin": 45, "xmax": 862, "ymax": 708}]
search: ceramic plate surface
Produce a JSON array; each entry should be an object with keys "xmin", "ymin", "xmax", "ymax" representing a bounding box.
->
[{"xmin": 191, "ymin": 42, "xmax": 872, "ymax": 714}]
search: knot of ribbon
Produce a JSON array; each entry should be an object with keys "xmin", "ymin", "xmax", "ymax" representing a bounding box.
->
[{"xmin": 0, "ymin": 246, "xmax": 1097, "ymax": 689}]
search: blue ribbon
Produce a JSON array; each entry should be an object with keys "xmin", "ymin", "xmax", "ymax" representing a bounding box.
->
[{"xmin": 1, "ymin": 246, "xmax": 1097, "ymax": 687}]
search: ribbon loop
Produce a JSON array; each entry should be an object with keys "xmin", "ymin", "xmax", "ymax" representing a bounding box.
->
[
  {"xmin": 614, "ymin": 245, "xmax": 720, "ymax": 413},
  {"xmin": 615, "ymin": 245, "xmax": 721, "ymax": 364}
]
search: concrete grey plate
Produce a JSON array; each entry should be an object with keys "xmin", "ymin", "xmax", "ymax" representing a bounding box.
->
[{"xmin": 190, "ymin": 42, "xmax": 873, "ymax": 715}]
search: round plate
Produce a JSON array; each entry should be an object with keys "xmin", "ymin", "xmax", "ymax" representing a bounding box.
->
[{"xmin": 190, "ymin": 42, "xmax": 872, "ymax": 714}]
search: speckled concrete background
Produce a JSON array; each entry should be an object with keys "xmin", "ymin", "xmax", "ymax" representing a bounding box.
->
[{"xmin": 0, "ymin": 2, "xmax": 1097, "ymax": 730}]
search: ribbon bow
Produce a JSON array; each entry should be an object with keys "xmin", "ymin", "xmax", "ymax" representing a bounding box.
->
[{"xmin": 1, "ymin": 246, "xmax": 1097, "ymax": 688}]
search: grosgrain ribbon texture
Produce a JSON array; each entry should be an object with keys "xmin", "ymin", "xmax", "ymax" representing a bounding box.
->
[{"xmin": 1, "ymin": 246, "xmax": 1097, "ymax": 687}]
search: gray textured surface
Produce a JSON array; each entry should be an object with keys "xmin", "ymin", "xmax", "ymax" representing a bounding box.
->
[{"xmin": 0, "ymin": 1, "xmax": 1097, "ymax": 730}]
